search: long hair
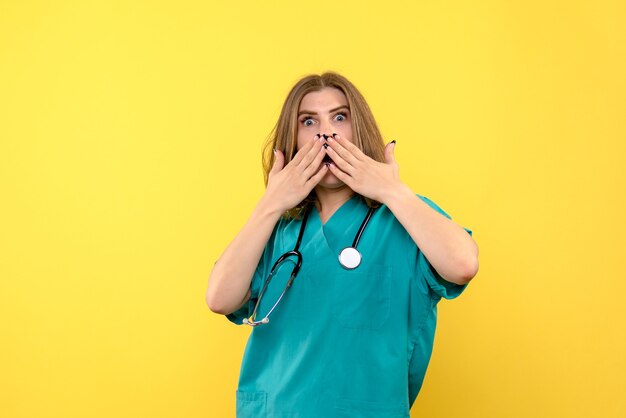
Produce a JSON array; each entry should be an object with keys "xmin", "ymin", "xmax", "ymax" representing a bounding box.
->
[{"xmin": 262, "ymin": 72, "xmax": 386, "ymax": 219}]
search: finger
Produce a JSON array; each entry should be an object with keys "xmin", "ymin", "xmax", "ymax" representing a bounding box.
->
[
  {"xmin": 328, "ymin": 136, "xmax": 359, "ymax": 168},
  {"xmin": 290, "ymin": 134, "xmax": 319, "ymax": 166},
  {"xmin": 304, "ymin": 163, "xmax": 329, "ymax": 188},
  {"xmin": 302, "ymin": 145, "xmax": 327, "ymax": 179},
  {"xmin": 324, "ymin": 144, "xmax": 354, "ymax": 175},
  {"xmin": 270, "ymin": 149, "xmax": 284, "ymax": 174},
  {"xmin": 384, "ymin": 140, "xmax": 396, "ymax": 164},
  {"xmin": 329, "ymin": 133, "xmax": 365, "ymax": 163},
  {"xmin": 297, "ymin": 135, "xmax": 324, "ymax": 169},
  {"xmin": 327, "ymin": 162, "xmax": 353, "ymax": 186}
]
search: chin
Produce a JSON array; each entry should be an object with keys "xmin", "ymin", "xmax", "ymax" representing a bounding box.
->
[{"xmin": 317, "ymin": 171, "xmax": 345, "ymax": 188}]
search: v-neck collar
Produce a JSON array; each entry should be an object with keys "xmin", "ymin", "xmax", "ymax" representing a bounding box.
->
[
  {"xmin": 314, "ymin": 193, "xmax": 360, "ymax": 227},
  {"xmin": 309, "ymin": 194, "xmax": 369, "ymax": 257}
]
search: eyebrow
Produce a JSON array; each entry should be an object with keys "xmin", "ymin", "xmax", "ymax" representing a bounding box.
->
[{"xmin": 298, "ymin": 105, "xmax": 350, "ymax": 116}]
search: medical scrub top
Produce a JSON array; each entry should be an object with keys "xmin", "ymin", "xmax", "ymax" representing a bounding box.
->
[{"xmin": 226, "ymin": 194, "xmax": 473, "ymax": 418}]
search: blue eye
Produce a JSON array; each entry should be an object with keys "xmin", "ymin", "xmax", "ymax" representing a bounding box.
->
[
  {"xmin": 335, "ymin": 112, "xmax": 347, "ymax": 121},
  {"xmin": 301, "ymin": 118, "xmax": 314, "ymax": 127}
]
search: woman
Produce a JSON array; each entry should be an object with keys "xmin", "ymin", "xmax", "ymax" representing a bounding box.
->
[{"xmin": 206, "ymin": 72, "xmax": 479, "ymax": 417}]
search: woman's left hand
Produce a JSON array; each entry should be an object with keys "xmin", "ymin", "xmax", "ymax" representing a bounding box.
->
[{"xmin": 324, "ymin": 134, "xmax": 409, "ymax": 204}]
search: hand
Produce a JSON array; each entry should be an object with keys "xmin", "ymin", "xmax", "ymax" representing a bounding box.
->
[
  {"xmin": 324, "ymin": 134, "xmax": 407, "ymax": 204},
  {"xmin": 263, "ymin": 134, "xmax": 329, "ymax": 213}
]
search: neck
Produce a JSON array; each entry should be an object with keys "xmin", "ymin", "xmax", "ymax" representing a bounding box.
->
[{"xmin": 314, "ymin": 185, "xmax": 355, "ymax": 223}]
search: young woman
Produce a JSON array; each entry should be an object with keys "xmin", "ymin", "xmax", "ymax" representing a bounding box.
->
[{"xmin": 206, "ymin": 72, "xmax": 479, "ymax": 418}]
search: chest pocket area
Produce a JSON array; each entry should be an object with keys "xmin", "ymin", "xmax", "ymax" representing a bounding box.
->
[
  {"xmin": 331, "ymin": 264, "xmax": 392, "ymax": 331},
  {"xmin": 236, "ymin": 390, "xmax": 266, "ymax": 418}
]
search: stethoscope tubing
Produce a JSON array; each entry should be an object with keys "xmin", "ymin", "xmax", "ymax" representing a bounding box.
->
[
  {"xmin": 244, "ymin": 199, "xmax": 376, "ymax": 326},
  {"xmin": 352, "ymin": 206, "xmax": 376, "ymax": 248}
]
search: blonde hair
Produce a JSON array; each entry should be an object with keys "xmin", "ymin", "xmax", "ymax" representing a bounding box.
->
[{"xmin": 262, "ymin": 72, "xmax": 386, "ymax": 219}]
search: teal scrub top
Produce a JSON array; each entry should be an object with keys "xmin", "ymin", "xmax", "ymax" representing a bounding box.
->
[{"xmin": 226, "ymin": 194, "xmax": 473, "ymax": 418}]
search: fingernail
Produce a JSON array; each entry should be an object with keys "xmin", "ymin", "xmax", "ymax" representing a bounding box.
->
[
  {"xmin": 273, "ymin": 148, "xmax": 277, "ymax": 155},
  {"xmin": 324, "ymin": 162, "xmax": 330, "ymax": 167},
  {"xmin": 391, "ymin": 140, "xmax": 396, "ymax": 144},
  {"xmin": 332, "ymin": 133, "xmax": 337, "ymax": 138},
  {"xmin": 323, "ymin": 143, "xmax": 329, "ymax": 149},
  {"xmin": 316, "ymin": 133, "xmax": 321, "ymax": 138}
]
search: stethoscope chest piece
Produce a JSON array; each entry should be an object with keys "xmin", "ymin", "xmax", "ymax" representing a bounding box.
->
[
  {"xmin": 337, "ymin": 205, "xmax": 377, "ymax": 270},
  {"xmin": 339, "ymin": 247, "xmax": 362, "ymax": 270}
]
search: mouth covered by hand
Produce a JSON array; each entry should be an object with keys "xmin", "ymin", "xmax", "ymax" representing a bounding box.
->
[{"xmin": 317, "ymin": 133, "xmax": 337, "ymax": 164}]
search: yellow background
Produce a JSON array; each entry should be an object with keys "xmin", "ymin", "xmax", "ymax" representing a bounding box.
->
[{"xmin": 1, "ymin": 1, "xmax": 624, "ymax": 417}]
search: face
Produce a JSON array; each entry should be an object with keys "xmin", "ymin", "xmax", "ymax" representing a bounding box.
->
[{"xmin": 296, "ymin": 87, "xmax": 354, "ymax": 189}]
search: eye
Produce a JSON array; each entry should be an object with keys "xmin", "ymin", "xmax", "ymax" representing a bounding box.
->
[
  {"xmin": 301, "ymin": 117, "xmax": 315, "ymax": 127},
  {"xmin": 335, "ymin": 112, "xmax": 347, "ymax": 122}
]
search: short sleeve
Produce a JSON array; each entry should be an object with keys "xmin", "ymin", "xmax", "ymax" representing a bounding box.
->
[
  {"xmin": 416, "ymin": 195, "xmax": 473, "ymax": 300},
  {"xmin": 225, "ymin": 264, "xmax": 264, "ymax": 325}
]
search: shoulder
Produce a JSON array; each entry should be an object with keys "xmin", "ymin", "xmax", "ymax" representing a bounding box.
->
[
  {"xmin": 374, "ymin": 193, "xmax": 448, "ymax": 217},
  {"xmin": 416, "ymin": 194, "xmax": 452, "ymax": 219}
]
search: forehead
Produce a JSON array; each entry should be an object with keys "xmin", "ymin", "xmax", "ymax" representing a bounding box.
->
[{"xmin": 299, "ymin": 87, "xmax": 348, "ymax": 110}]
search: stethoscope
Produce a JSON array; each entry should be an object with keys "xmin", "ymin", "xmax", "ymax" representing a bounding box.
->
[{"xmin": 243, "ymin": 202, "xmax": 377, "ymax": 327}]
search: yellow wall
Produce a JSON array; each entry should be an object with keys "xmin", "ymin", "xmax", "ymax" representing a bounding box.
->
[{"xmin": 1, "ymin": 1, "xmax": 624, "ymax": 417}]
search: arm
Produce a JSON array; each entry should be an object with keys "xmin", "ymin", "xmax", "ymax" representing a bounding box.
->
[
  {"xmin": 205, "ymin": 196, "xmax": 283, "ymax": 315},
  {"xmin": 323, "ymin": 135, "xmax": 478, "ymax": 285},
  {"xmin": 382, "ymin": 185, "xmax": 479, "ymax": 285},
  {"xmin": 206, "ymin": 135, "xmax": 328, "ymax": 315}
]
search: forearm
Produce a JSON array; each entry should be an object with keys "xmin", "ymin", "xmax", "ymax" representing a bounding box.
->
[
  {"xmin": 383, "ymin": 184, "xmax": 479, "ymax": 285},
  {"xmin": 206, "ymin": 195, "xmax": 284, "ymax": 314}
]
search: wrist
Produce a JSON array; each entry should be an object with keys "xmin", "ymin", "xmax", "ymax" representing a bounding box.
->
[
  {"xmin": 380, "ymin": 182, "xmax": 413, "ymax": 208},
  {"xmin": 256, "ymin": 193, "xmax": 286, "ymax": 220}
]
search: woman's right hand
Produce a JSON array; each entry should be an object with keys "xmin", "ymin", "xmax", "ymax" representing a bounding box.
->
[
  {"xmin": 207, "ymin": 135, "xmax": 327, "ymax": 315},
  {"xmin": 263, "ymin": 134, "xmax": 328, "ymax": 213}
]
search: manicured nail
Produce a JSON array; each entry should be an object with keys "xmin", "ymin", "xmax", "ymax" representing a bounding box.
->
[
  {"xmin": 273, "ymin": 148, "xmax": 277, "ymax": 155},
  {"xmin": 391, "ymin": 140, "xmax": 396, "ymax": 144},
  {"xmin": 316, "ymin": 133, "xmax": 321, "ymax": 138},
  {"xmin": 324, "ymin": 162, "xmax": 330, "ymax": 167},
  {"xmin": 323, "ymin": 143, "xmax": 329, "ymax": 149}
]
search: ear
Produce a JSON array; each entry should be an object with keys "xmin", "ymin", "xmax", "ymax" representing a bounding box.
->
[{"xmin": 384, "ymin": 140, "xmax": 396, "ymax": 164}]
